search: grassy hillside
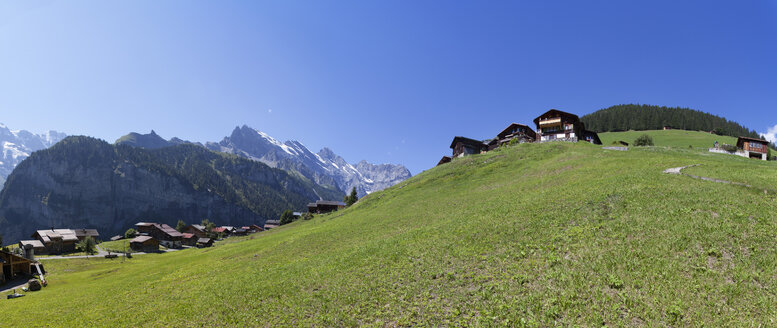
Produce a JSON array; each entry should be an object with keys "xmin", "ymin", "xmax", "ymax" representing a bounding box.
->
[
  {"xmin": 600, "ymin": 129, "xmax": 738, "ymax": 149},
  {"xmin": 3, "ymin": 141, "xmax": 777, "ymax": 326}
]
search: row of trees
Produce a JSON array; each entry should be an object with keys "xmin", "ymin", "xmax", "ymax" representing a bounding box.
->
[{"xmin": 581, "ymin": 104, "xmax": 762, "ymax": 139}]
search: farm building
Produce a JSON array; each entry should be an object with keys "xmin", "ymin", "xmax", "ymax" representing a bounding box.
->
[
  {"xmin": 737, "ymin": 137, "xmax": 769, "ymax": 160},
  {"xmin": 533, "ymin": 109, "xmax": 601, "ymax": 145},
  {"xmin": 264, "ymin": 220, "xmax": 280, "ymax": 230},
  {"xmin": 130, "ymin": 236, "xmax": 159, "ymax": 253},
  {"xmin": 196, "ymin": 238, "xmax": 213, "ymax": 248},
  {"xmin": 73, "ymin": 229, "xmax": 100, "ymax": 241},
  {"xmin": 134, "ymin": 222, "xmax": 156, "ymax": 235},
  {"xmin": 181, "ymin": 233, "xmax": 198, "ymax": 246},
  {"xmin": 494, "ymin": 123, "xmax": 537, "ymax": 148},
  {"xmin": 1, "ymin": 250, "xmax": 35, "ymax": 284},
  {"xmin": 450, "ymin": 136, "xmax": 488, "ymax": 158},
  {"xmin": 18, "ymin": 240, "xmax": 47, "ymax": 257},
  {"xmin": 307, "ymin": 200, "xmax": 347, "ymax": 214}
]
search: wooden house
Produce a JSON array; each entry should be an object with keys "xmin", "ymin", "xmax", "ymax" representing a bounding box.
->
[
  {"xmin": 1, "ymin": 251, "xmax": 35, "ymax": 283},
  {"xmin": 196, "ymin": 238, "xmax": 213, "ymax": 248},
  {"xmin": 495, "ymin": 123, "xmax": 537, "ymax": 147},
  {"xmin": 233, "ymin": 228, "xmax": 248, "ymax": 236},
  {"xmin": 533, "ymin": 109, "xmax": 601, "ymax": 145},
  {"xmin": 248, "ymin": 224, "xmax": 264, "ymax": 233},
  {"xmin": 181, "ymin": 233, "xmax": 198, "ymax": 246},
  {"xmin": 263, "ymin": 220, "xmax": 280, "ymax": 230},
  {"xmin": 129, "ymin": 236, "xmax": 159, "ymax": 253},
  {"xmin": 135, "ymin": 222, "xmax": 155, "ymax": 235},
  {"xmin": 31, "ymin": 229, "xmax": 79, "ymax": 254},
  {"xmin": 737, "ymin": 137, "xmax": 769, "ymax": 160},
  {"xmin": 449, "ymin": 136, "xmax": 488, "ymax": 158},
  {"xmin": 307, "ymin": 200, "xmax": 347, "ymax": 214},
  {"xmin": 183, "ymin": 224, "xmax": 208, "ymax": 238},
  {"xmin": 437, "ymin": 156, "xmax": 452, "ymax": 166}
]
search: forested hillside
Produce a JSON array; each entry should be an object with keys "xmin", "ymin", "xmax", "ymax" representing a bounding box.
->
[{"xmin": 581, "ymin": 104, "xmax": 761, "ymax": 139}]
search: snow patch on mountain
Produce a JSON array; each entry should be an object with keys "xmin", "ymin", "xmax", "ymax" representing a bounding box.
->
[{"xmin": 0, "ymin": 123, "xmax": 67, "ymax": 184}]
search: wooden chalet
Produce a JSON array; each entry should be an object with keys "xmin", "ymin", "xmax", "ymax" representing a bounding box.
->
[
  {"xmin": 248, "ymin": 224, "xmax": 264, "ymax": 233},
  {"xmin": 135, "ymin": 222, "xmax": 155, "ymax": 235},
  {"xmin": 263, "ymin": 220, "xmax": 280, "ymax": 230},
  {"xmin": 196, "ymin": 238, "xmax": 213, "ymax": 248},
  {"xmin": 130, "ymin": 236, "xmax": 159, "ymax": 253},
  {"xmin": 737, "ymin": 137, "xmax": 769, "ymax": 160},
  {"xmin": 437, "ymin": 156, "xmax": 452, "ymax": 166},
  {"xmin": 73, "ymin": 229, "xmax": 100, "ymax": 241},
  {"xmin": 533, "ymin": 109, "xmax": 601, "ymax": 145},
  {"xmin": 494, "ymin": 123, "xmax": 537, "ymax": 148},
  {"xmin": 181, "ymin": 233, "xmax": 199, "ymax": 246},
  {"xmin": 1, "ymin": 250, "xmax": 35, "ymax": 284},
  {"xmin": 183, "ymin": 224, "xmax": 208, "ymax": 238},
  {"xmin": 307, "ymin": 200, "xmax": 346, "ymax": 214},
  {"xmin": 450, "ymin": 136, "xmax": 488, "ymax": 158},
  {"xmin": 233, "ymin": 228, "xmax": 248, "ymax": 236}
]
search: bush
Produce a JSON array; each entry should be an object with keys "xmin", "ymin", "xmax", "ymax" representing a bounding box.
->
[
  {"xmin": 721, "ymin": 144, "xmax": 737, "ymax": 152},
  {"xmin": 633, "ymin": 134, "xmax": 654, "ymax": 147},
  {"xmin": 301, "ymin": 213, "xmax": 314, "ymax": 220},
  {"xmin": 279, "ymin": 210, "xmax": 296, "ymax": 225},
  {"xmin": 77, "ymin": 236, "xmax": 97, "ymax": 255},
  {"xmin": 124, "ymin": 228, "xmax": 137, "ymax": 239}
]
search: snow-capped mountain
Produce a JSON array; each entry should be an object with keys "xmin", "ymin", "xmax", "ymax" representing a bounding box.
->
[
  {"xmin": 205, "ymin": 125, "xmax": 411, "ymax": 197},
  {"xmin": 0, "ymin": 123, "xmax": 67, "ymax": 185}
]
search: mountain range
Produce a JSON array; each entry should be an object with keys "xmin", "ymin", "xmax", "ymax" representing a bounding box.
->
[
  {"xmin": 116, "ymin": 126, "xmax": 412, "ymax": 197},
  {"xmin": 0, "ymin": 123, "xmax": 67, "ymax": 186},
  {"xmin": 0, "ymin": 136, "xmax": 343, "ymax": 244}
]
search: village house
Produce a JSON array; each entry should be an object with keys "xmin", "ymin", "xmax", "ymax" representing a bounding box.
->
[
  {"xmin": 181, "ymin": 233, "xmax": 199, "ymax": 247},
  {"xmin": 135, "ymin": 222, "xmax": 183, "ymax": 248},
  {"xmin": 533, "ymin": 109, "xmax": 602, "ymax": 145},
  {"xmin": 307, "ymin": 200, "xmax": 347, "ymax": 214},
  {"xmin": 244, "ymin": 224, "xmax": 264, "ymax": 233},
  {"xmin": 196, "ymin": 238, "xmax": 213, "ymax": 248},
  {"xmin": 494, "ymin": 123, "xmax": 538, "ymax": 148},
  {"xmin": 737, "ymin": 137, "xmax": 769, "ymax": 160},
  {"xmin": 183, "ymin": 224, "xmax": 208, "ymax": 238},
  {"xmin": 450, "ymin": 136, "xmax": 488, "ymax": 158},
  {"xmin": 74, "ymin": 229, "xmax": 100, "ymax": 241},
  {"xmin": 129, "ymin": 236, "xmax": 159, "ymax": 253}
]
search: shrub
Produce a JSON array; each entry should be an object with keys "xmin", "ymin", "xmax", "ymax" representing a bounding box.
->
[
  {"xmin": 301, "ymin": 213, "xmax": 314, "ymax": 220},
  {"xmin": 77, "ymin": 236, "xmax": 98, "ymax": 255},
  {"xmin": 124, "ymin": 228, "xmax": 136, "ymax": 239},
  {"xmin": 633, "ymin": 134, "xmax": 654, "ymax": 147},
  {"xmin": 279, "ymin": 210, "xmax": 296, "ymax": 225},
  {"xmin": 606, "ymin": 274, "xmax": 624, "ymax": 289},
  {"xmin": 721, "ymin": 144, "xmax": 737, "ymax": 152}
]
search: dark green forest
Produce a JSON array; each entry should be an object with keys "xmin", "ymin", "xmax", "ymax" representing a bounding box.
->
[{"xmin": 581, "ymin": 104, "xmax": 761, "ymax": 139}]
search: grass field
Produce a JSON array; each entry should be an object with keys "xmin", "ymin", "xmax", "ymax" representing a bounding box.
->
[
  {"xmin": 599, "ymin": 129, "xmax": 738, "ymax": 149},
  {"xmin": 3, "ymin": 137, "xmax": 777, "ymax": 326}
]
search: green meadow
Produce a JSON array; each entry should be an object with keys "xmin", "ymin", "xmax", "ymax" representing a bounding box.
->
[
  {"xmin": 3, "ymin": 134, "xmax": 777, "ymax": 326},
  {"xmin": 599, "ymin": 129, "xmax": 737, "ymax": 149}
]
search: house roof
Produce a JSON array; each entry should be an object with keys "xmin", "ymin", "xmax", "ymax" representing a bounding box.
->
[
  {"xmin": 497, "ymin": 123, "xmax": 535, "ymax": 139},
  {"xmin": 110, "ymin": 235, "xmax": 123, "ymax": 241},
  {"xmin": 135, "ymin": 222, "xmax": 154, "ymax": 227},
  {"xmin": 130, "ymin": 236, "xmax": 154, "ymax": 243},
  {"xmin": 153, "ymin": 223, "xmax": 183, "ymax": 238},
  {"xmin": 0, "ymin": 250, "xmax": 34, "ymax": 264},
  {"xmin": 211, "ymin": 227, "xmax": 227, "ymax": 233},
  {"xmin": 197, "ymin": 238, "xmax": 212, "ymax": 244},
  {"xmin": 187, "ymin": 224, "xmax": 206, "ymax": 231},
  {"xmin": 74, "ymin": 228, "xmax": 100, "ymax": 238},
  {"xmin": 533, "ymin": 109, "xmax": 580, "ymax": 125},
  {"xmin": 307, "ymin": 202, "xmax": 318, "ymax": 207},
  {"xmin": 317, "ymin": 200, "xmax": 346, "ymax": 206},
  {"xmin": 181, "ymin": 233, "xmax": 196, "ymax": 239},
  {"xmin": 34, "ymin": 229, "xmax": 79, "ymax": 242},
  {"xmin": 19, "ymin": 240, "xmax": 45, "ymax": 248},
  {"xmin": 449, "ymin": 136, "xmax": 487, "ymax": 149},
  {"xmin": 737, "ymin": 136, "xmax": 769, "ymax": 144}
]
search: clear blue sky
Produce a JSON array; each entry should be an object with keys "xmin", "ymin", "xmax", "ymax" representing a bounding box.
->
[{"xmin": 1, "ymin": 1, "xmax": 776, "ymax": 174}]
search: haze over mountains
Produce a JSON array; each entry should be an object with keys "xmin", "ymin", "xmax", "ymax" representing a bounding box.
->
[
  {"xmin": 0, "ymin": 123, "xmax": 67, "ymax": 186},
  {"xmin": 116, "ymin": 125, "xmax": 412, "ymax": 197}
]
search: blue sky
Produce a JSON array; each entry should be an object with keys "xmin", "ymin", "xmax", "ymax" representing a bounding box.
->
[{"xmin": 1, "ymin": 1, "xmax": 776, "ymax": 174}]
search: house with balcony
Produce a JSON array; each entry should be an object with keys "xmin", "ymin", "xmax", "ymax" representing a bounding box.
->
[
  {"xmin": 533, "ymin": 109, "xmax": 601, "ymax": 145},
  {"xmin": 737, "ymin": 137, "xmax": 769, "ymax": 160},
  {"xmin": 494, "ymin": 123, "xmax": 537, "ymax": 148}
]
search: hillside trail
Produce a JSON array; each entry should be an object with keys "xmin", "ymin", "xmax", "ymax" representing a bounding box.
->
[{"xmin": 664, "ymin": 164, "xmax": 765, "ymax": 192}]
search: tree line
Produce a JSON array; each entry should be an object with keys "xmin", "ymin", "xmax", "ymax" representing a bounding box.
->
[{"xmin": 580, "ymin": 104, "xmax": 762, "ymax": 139}]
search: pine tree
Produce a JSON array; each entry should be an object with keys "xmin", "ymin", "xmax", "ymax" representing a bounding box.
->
[
  {"xmin": 176, "ymin": 220, "xmax": 187, "ymax": 232},
  {"xmin": 345, "ymin": 187, "xmax": 358, "ymax": 206}
]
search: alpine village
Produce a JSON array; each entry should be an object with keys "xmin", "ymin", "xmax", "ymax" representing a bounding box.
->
[{"xmin": 2, "ymin": 2, "xmax": 777, "ymax": 326}]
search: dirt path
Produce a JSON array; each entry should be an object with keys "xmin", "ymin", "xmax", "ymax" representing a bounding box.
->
[{"xmin": 664, "ymin": 164, "xmax": 754, "ymax": 188}]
